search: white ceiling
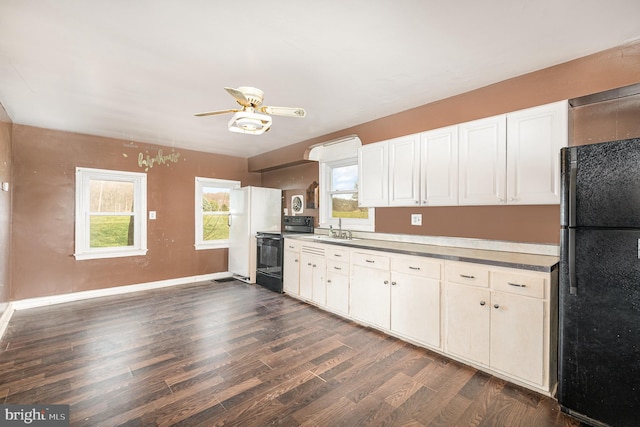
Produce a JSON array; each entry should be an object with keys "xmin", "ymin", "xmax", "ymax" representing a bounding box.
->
[{"xmin": 1, "ymin": 1, "xmax": 639, "ymax": 158}]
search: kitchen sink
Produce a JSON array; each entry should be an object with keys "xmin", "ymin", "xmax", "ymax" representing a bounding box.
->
[{"xmin": 304, "ymin": 235, "xmax": 361, "ymax": 243}]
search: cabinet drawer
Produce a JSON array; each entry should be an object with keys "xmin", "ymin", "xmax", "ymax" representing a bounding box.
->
[
  {"xmin": 491, "ymin": 271, "xmax": 545, "ymax": 299},
  {"xmin": 327, "ymin": 260, "xmax": 349, "ymax": 275},
  {"xmin": 351, "ymin": 251, "xmax": 390, "ymax": 270},
  {"xmin": 446, "ymin": 262, "xmax": 489, "ymax": 287},
  {"xmin": 284, "ymin": 239, "xmax": 302, "ymax": 252},
  {"xmin": 391, "ymin": 256, "xmax": 441, "ymax": 280},
  {"xmin": 327, "ymin": 247, "xmax": 349, "ymax": 261}
]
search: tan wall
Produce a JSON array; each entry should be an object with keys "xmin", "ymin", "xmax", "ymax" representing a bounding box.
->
[
  {"xmin": 10, "ymin": 125, "xmax": 261, "ymax": 300},
  {"xmin": 251, "ymin": 41, "xmax": 640, "ymax": 245},
  {"xmin": 0, "ymin": 105, "xmax": 11, "ymax": 313}
]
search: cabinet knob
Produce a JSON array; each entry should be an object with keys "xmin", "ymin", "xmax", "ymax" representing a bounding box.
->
[
  {"xmin": 384, "ymin": 280, "xmax": 389, "ymax": 285},
  {"xmin": 294, "ymin": 259, "xmax": 298, "ymax": 263},
  {"xmin": 312, "ymin": 264, "xmax": 317, "ymax": 268},
  {"xmin": 479, "ymin": 301, "xmax": 486, "ymax": 306},
  {"xmin": 327, "ymin": 280, "xmax": 332, "ymax": 284},
  {"xmin": 494, "ymin": 304, "xmax": 500, "ymax": 309},
  {"xmin": 307, "ymin": 263, "xmax": 312, "ymax": 266},
  {"xmin": 391, "ymin": 281, "xmax": 397, "ymax": 286}
]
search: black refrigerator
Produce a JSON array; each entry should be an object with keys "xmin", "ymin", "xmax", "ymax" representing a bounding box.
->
[{"xmin": 559, "ymin": 138, "xmax": 640, "ymax": 427}]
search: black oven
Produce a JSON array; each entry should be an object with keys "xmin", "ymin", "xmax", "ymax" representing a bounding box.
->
[{"xmin": 256, "ymin": 216, "xmax": 314, "ymax": 293}]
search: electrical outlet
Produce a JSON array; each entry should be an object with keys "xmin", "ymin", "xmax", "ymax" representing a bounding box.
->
[
  {"xmin": 411, "ymin": 213, "xmax": 422, "ymax": 226},
  {"xmin": 149, "ymin": 211, "xmax": 156, "ymax": 220}
]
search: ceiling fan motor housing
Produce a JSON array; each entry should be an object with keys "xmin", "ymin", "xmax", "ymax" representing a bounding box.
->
[{"xmin": 237, "ymin": 86, "xmax": 264, "ymax": 106}]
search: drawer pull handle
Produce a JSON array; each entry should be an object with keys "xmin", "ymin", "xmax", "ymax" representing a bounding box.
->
[
  {"xmin": 334, "ymin": 254, "xmax": 342, "ymax": 257},
  {"xmin": 508, "ymin": 282, "xmax": 526, "ymax": 288},
  {"xmin": 480, "ymin": 301, "xmax": 486, "ymax": 306},
  {"xmin": 409, "ymin": 266, "xmax": 421, "ymax": 270},
  {"xmin": 307, "ymin": 263, "xmax": 313, "ymax": 266},
  {"xmin": 366, "ymin": 259, "xmax": 375, "ymax": 263},
  {"xmin": 460, "ymin": 274, "xmax": 475, "ymax": 279},
  {"xmin": 288, "ymin": 245, "xmax": 295, "ymax": 249},
  {"xmin": 334, "ymin": 266, "xmax": 342, "ymax": 270},
  {"xmin": 312, "ymin": 264, "xmax": 317, "ymax": 268}
]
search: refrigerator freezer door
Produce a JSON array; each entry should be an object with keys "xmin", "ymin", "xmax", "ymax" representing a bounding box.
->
[
  {"xmin": 559, "ymin": 228, "xmax": 640, "ymax": 426},
  {"xmin": 567, "ymin": 138, "xmax": 640, "ymax": 228}
]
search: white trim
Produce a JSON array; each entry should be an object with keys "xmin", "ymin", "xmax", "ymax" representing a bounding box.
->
[
  {"xmin": 194, "ymin": 177, "xmax": 241, "ymax": 250},
  {"xmin": 75, "ymin": 167, "xmax": 147, "ymax": 260},
  {"xmin": 11, "ymin": 272, "xmax": 233, "ymax": 310},
  {"xmin": 0, "ymin": 303, "xmax": 16, "ymax": 342}
]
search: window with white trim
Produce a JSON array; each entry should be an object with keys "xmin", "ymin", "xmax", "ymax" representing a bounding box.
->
[
  {"xmin": 75, "ymin": 167, "xmax": 147, "ymax": 260},
  {"xmin": 319, "ymin": 157, "xmax": 375, "ymax": 232},
  {"xmin": 195, "ymin": 177, "xmax": 241, "ymax": 249}
]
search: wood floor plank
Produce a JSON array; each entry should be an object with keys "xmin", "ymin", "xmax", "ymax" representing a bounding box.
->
[{"xmin": 0, "ymin": 280, "xmax": 584, "ymax": 426}]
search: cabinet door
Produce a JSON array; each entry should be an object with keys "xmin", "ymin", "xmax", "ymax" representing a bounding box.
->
[
  {"xmin": 506, "ymin": 101, "xmax": 568, "ymax": 204},
  {"xmin": 283, "ymin": 250, "xmax": 300, "ymax": 295},
  {"xmin": 490, "ymin": 292, "xmax": 546, "ymax": 386},
  {"xmin": 389, "ymin": 135, "xmax": 421, "ymax": 206},
  {"xmin": 420, "ymin": 126, "xmax": 458, "ymax": 206},
  {"xmin": 350, "ymin": 265, "xmax": 391, "ymax": 329},
  {"xmin": 458, "ymin": 115, "xmax": 507, "ymax": 205},
  {"xmin": 358, "ymin": 142, "xmax": 389, "ymax": 207},
  {"xmin": 299, "ymin": 253, "xmax": 314, "ymax": 301},
  {"xmin": 311, "ymin": 256, "xmax": 327, "ymax": 306},
  {"xmin": 390, "ymin": 271, "xmax": 441, "ymax": 349},
  {"xmin": 326, "ymin": 269, "xmax": 349, "ymax": 315},
  {"xmin": 445, "ymin": 283, "xmax": 491, "ymax": 365}
]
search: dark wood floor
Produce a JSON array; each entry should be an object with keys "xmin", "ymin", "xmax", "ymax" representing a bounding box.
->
[{"xmin": 0, "ymin": 280, "xmax": 582, "ymax": 427}]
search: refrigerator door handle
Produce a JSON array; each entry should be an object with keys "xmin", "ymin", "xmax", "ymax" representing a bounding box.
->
[
  {"xmin": 568, "ymin": 148, "xmax": 577, "ymax": 228},
  {"xmin": 568, "ymin": 228, "xmax": 577, "ymax": 295}
]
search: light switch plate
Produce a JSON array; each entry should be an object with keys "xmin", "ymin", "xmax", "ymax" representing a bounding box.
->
[
  {"xmin": 149, "ymin": 211, "xmax": 156, "ymax": 220},
  {"xmin": 411, "ymin": 213, "xmax": 422, "ymax": 226}
]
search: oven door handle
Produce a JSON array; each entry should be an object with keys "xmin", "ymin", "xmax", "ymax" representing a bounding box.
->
[{"xmin": 257, "ymin": 236, "xmax": 282, "ymax": 242}]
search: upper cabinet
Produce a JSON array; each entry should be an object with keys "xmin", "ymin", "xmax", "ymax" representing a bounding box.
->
[
  {"xmin": 421, "ymin": 125, "xmax": 459, "ymax": 206},
  {"xmin": 458, "ymin": 115, "xmax": 507, "ymax": 205},
  {"xmin": 506, "ymin": 101, "xmax": 568, "ymax": 204},
  {"xmin": 358, "ymin": 100, "xmax": 568, "ymax": 207}
]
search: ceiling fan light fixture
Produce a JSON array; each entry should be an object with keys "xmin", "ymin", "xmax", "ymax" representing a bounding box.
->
[{"xmin": 228, "ymin": 111, "xmax": 272, "ymax": 135}]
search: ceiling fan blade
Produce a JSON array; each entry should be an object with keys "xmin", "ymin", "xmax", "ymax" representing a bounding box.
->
[
  {"xmin": 194, "ymin": 108, "xmax": 239, "ymax": 117},
  {"xmin": 258, "ymin": 106, "xmax": 306, "ymax": 118},
  {"xmin": 224, "ymin": 87, "xmax": 251, "ymax": 107}
]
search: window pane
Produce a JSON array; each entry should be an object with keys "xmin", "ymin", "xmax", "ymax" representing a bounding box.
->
[
  {"xmin": 331, "ymin": 164, "xmax": 358, "ymax": 191},
  {"xmin": 90, "ymin": 215, "xmax": 134, "ymax": 247},
  {"xmin": 203, "ymin": 213, "xmax": 230, "ymax": 241},
  {"xmin": 331, "ymin": 193, "xmax": 368, "ymax": 219},
  {"xmin": 90, "ymin": 180, "xmax": 134, "ymax": 212},
  {"xmin": 202, "ymin": 187, "xmax": 230, "ymax": 213}
]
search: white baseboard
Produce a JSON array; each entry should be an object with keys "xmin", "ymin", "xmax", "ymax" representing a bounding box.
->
[
  {"xmin": 0, "ymin": 302, "xmax": 16, "ymax": 344},
  {"xmin": 10, "ymin": 272, "xmax": 233, "ymax": 311}
]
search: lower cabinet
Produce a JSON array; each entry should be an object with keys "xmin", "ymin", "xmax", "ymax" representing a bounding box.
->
[
  {"xmin": 350, "ymin": 251, "xmax": 391, "ymax": 329},
  {"xmin": 299, "ymin": 243, "xmax": 327, "ymax": 303},
  {"xmin": 444, "ymin": 260, "xmax": 552, "ymax": 390},
  {"xmin": 283, "ymin": 238, "xmax": 556, "ymax": 395},
  {"xmin": 326, "ymin": 247, "xmax": 350, "ymax": 315},
  {"xmin": 390, "ymin": 256, "xmax": 442, "ymax": 349},
  {"xmin": 283, "ymin": 240, "xmax": 301, "ymax": 295}
]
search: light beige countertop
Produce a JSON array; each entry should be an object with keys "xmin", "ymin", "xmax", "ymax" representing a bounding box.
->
[{"xmin": 288, "ymin": 234, "xmax": 559, "ymax": 273}]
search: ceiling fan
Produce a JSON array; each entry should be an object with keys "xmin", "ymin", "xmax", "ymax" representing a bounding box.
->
[{"xmin": 194, "ymin": 86, "xmax": 306, "ymax": 135}]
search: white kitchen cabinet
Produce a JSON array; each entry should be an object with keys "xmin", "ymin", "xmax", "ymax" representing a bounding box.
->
[
  {"xmin": 389, "ymin": 135, "xmax": 421, "ymax": 206},
  {"xmin": 358, "ymin": 142, "xmax": 388, "ymax": 207},
  {"xmin": 350, "ymin": 251, "xmax": 391, "ymax": 328},
  {"xmin": 299, "ymin": 243, "xmax": 326, "ymax": 303},
  {"xmin": 458, "ymin": 115, "xmax": 508, "ymax": 205},
  {"xmin": 420, "ymin": 126, "xmax": 458, "ymax": 206},
  {"xmin": 506, "ymin": 100, "xmax": 568, "ymax": 204},
  {"xmin": 390, "ymin": 255, "xmax": 442, "ymax": 349},
  {"xmin": 444, "ymin": 260, "xmax": 553, "ymax": 390},
  {"xmin": 283, "ymin": 239, "xmax": 301, "ymax": 295},
  {"xmin": 326, "ymin": 247, "xmax": 350, "ymax": 315}
]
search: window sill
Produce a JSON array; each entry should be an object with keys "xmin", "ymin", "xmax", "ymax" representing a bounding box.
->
[
  {"xmin": 195, "ymin": 242, "xmax": 229, "ymax": 250},
  {"xmin": 74, "ymin": 248, "xmax": 148, "ymax": 261}
]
